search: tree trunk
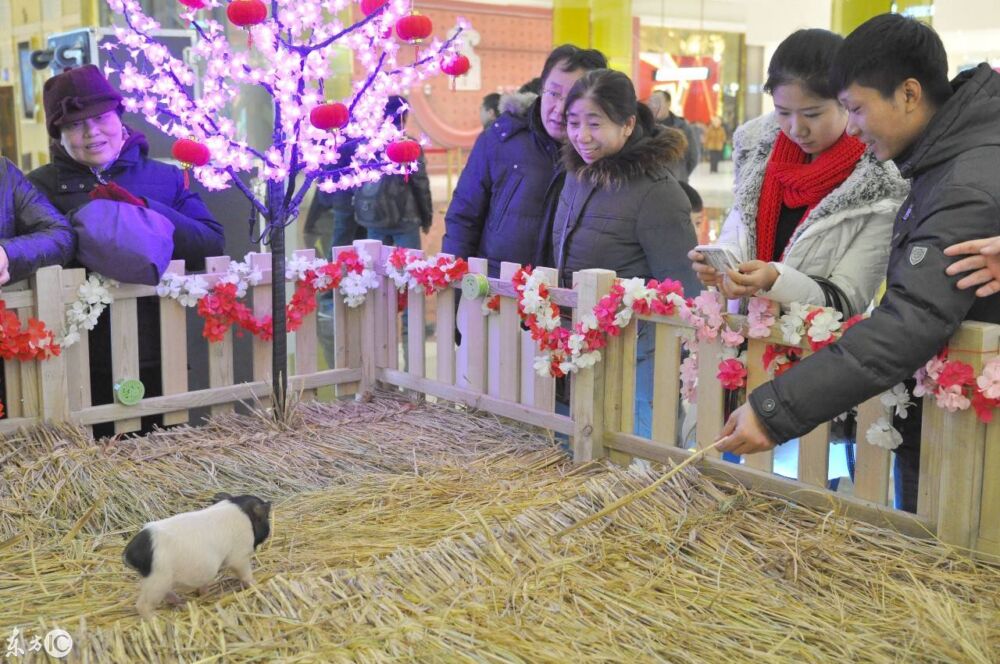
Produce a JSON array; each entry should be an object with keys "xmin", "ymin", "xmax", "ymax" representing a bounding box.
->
[{"xmin": 267, "ymin": 181, "xmax": 288, "ymax": 420}]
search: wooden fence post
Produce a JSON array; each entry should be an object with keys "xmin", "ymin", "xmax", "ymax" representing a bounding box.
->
[
  {"xmin": 159, "ymin": 260, "xmax": 189, "ymax": 424},
  {"xmin": 354, "ymin": 239, "xmax": 383, "ymax": 397},
  {"xmin": 934, "ymin": 322, "xmax": 998, "ymax": 553},
  {"xmin": 250, "ymin": 252, "xmax": 273, "ymax": 407},
  {"xmin": 33, "ymin": 266, "xmax": 69, "ymax": 423},
  {"xmin": 435, "ymin": 253, "xmax": 457, "ymax": 386},
  {"xmin": 571, "ymin": 268, "xmax": 615, "ymax": 463},
  {"xmin": 455, "ymin": 256, "xmax": 487, "ymax": 393},
  {"xmin": 292, "ymin": 248, "xmax": 318, "ymax": 402},
  {"xmin": 205, "ymin": 256, "xmax": 235, "ymax": 416}
]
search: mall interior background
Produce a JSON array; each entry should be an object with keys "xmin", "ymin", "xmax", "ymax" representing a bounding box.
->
[{"xmin": 0, "ymin": 0, "xmax": 998, "ymax": 259}]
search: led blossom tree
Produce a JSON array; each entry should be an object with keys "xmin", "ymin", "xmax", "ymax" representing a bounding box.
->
[{"xmin": 103, "ymin": 0, "xmax": 470, "ymax": 415}]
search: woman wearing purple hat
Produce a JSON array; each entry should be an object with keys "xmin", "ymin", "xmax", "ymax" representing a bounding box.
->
[
  {"xmin": 0, "ymin": 159, "xmax": 74, "ymax": 285},
  {"xmin": 28, "ymin": 64, "xmax": 223, "ymax": 266},
  {"xmin": 29, "ymin": 64, "xmax": 225, "ymax": 436}
]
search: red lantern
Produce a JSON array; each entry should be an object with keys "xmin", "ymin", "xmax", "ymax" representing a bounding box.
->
[
  {"xmin": 395, "ymin": 12, "xmax": 433, "ymax": 43},
  {"xmin": 310, "ymin": 103, "xmax": 350, "ymax": 130},
  {"xmin": 172, "ymin": 138, "xmax": 211, "ymax": 166},
  {"xmin": 226, "ymin": 0, "xmax": 268, "ymax": 28},
  {"xmin": 178, "ymin": 0, "xmax": 206, "ymax": 8},
  {"xmin": 441, "ymin": 54, "xmax": 470, "ymax": 77},
  {"xmin": 360, "ymin": 0, "xmax": 388, "ymax": 16},
  {"xmin": 171, "ymin": 138, "xmax": 211, "ymax": 189},
  {"xmin": 386, "ymin": 140, "xmax": 421, "ymax": 164}
]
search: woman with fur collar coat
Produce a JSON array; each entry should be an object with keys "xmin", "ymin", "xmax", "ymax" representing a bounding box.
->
[
  {"xmin": 691, "ymin": 30, "xmax": 908, "ymax": 317},
  {"xmin": 551, "ymin": 75, "xmax": 699, "ymax": 294},
  {"xmin": 552, "ymin": 69, "xmax": 699, "ymax": 438}
]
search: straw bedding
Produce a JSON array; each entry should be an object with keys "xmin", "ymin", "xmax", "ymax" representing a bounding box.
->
[{"xmin": 1, "ymin": 393, "xmax": 997, "ymax": 663}]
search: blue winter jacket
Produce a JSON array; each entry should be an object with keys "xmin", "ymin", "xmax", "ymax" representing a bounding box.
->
[
  {"xmin": 0, "ymin": 158, "xmax": 75, "ymax": 283},
  {"xmin": 443, "ymin": 93, "xmax": 562, "ymax": 277},
  {"xmin": 28, "ymin": 129, "xmax": 224, "ymax": 271}
]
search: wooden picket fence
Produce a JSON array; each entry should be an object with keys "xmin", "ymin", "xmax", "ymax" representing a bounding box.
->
[{"xmin": 1, "ymin": 239, "xmax": 997, "ymax": 560}]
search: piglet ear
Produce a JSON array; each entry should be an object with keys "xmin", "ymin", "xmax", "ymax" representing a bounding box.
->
[
  {"xmin": 253, "ymin": 501, "xmax": 271, "ymax": 519},
  {"xmin": 212, "ymin": 492, "xmax": 233, "ymax": 503}
]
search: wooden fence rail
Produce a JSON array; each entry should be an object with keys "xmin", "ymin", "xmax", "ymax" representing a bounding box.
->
[{"xmin": 0, "ymin": 240, "xmax": 996, "ymax": 559}]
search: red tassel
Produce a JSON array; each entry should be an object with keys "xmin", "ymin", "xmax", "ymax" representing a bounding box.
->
[
  {"xmin": 183, "ymin": 168, "xmax": 190, "ymax": 190},
  {"xmin": 247, "ymin": 29, "xmax": 253, "ymax": 49}
]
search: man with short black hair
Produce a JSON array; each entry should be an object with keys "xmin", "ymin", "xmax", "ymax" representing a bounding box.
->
[
  {"xmin": 716, "ymin": 14, "xmax": 1000, "ymax": 511},
  {"xmin": 443, "ymin": 44, "xmax": 607, "ymax": 277},
  {"xmin": 648, "ymin": 89, "xmax": 700, "ymax": 182}
]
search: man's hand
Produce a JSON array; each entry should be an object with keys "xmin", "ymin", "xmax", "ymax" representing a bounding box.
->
[
  {"xmin": 716, "ymin": 403, "xmax": 777, "ymax": 456},
  {"xmin": 944, "ymin": 236, "xmax": 1000, "ymax": 297},
  {"xmin": 719, "ymin": 260, "xmax": 779, "ymax": 299},
  {"xmin": 0, "ymin": 244, "xmax": 9, "ymax": 285}
]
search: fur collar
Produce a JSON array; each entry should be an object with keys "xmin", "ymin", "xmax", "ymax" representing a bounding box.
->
[
  {"xmin": 562, "ymin": 125, "xmax": 686, "ymax": 190},
  {"xmin": 498, "ymin": 92, "xmax": 537, "ymax": 117},
  {"xmin": 732, "ymin": 113, "xmax": 908, "ymax": 248}
]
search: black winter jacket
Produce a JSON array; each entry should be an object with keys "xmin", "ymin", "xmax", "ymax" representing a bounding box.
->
[
  {"xmin": 443, "ymin": 93, "xmax": 562, "ymax": 277},
  {"xmin": 354, "ymin": 148, "xmax": 433, "ymax": 232},
  {"xmin": 0, "ymin": 158, "xmax": 75, "ymax": 283},
  {"xmin": 750, "ymin": 63, "xmax": 1000, "ymax": 443},
  {"xmin": 552, "ymin": 125, "xmax": 700, "ymax": 295},
  {"xmin": 28, "ymin": 130, "xmax": 224, "ymax": 271},
  {"xmin": 658, "ymin": 114, "xmax": 700, "ymax": 183}
]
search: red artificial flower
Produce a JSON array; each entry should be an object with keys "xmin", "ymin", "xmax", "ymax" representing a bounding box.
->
[
  {"xmin": 717, "ymin": 358, "xmax": 748, "ymax": 390},
  {"xmin": 398, "ymin": 290, "xmax": 409, "ymax": 312},
  {"xmin": 486, "ymin": 295, "xmax": 500, "ymax": 312},
  {"xmin": 971, "ymin": 391, "xmax": 999, "ymax": 423},
  {"xmin": 389, "ymin": 246, "xmax": 411, "ymax": 271},
  {"xmin": 938, "ymin": 360, "xmax": 976, "ymax": 389},
  {"xmin": 841, "ymin": 314, "xmax": 864, "ymax": 332}
]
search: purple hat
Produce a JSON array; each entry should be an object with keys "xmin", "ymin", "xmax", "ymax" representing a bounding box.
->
[{"xmin": 43, "ymin": 65, "xmax": 123, "ymax": 139}]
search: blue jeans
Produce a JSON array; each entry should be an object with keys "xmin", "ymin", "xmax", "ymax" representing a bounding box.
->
[
  {"xmin": 363, "ymin": 226, "xmax": 421, "ymax": 250},
  {"xmin": 633, "ymin": 320, "xmax": 655, "ymax": 438}
]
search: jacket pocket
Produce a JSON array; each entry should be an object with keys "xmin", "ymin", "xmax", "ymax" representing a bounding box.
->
[{"xmin": 486, "ymin": 171, "xmax": 524, "ymax": 232}]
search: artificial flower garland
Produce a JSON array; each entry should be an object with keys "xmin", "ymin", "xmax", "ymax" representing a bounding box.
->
[
  {"xmin": 57, "ymin": 274, "xmax": 117, "ymax": 348},
  {"xmin": 508, "ymin": 274, "xmax": 1000, "ymax": 432},
  {"xmin": 384, "ymin": 247, "xmax": 469, "ymax": 312},
  {"xmin": 512, "ymin": 267, "xmax": 686, "ymax": 378},
  {"xmin": 0, "ymin": 300, "xmax": 60, "ymax": 361},
  {"xmin": 159, "ymin": 251, "xmax": 378, "ymax": 342}
]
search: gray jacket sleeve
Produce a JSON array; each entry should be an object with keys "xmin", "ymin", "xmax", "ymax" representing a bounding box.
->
[
  {"xmin": 749, "ymin": 184, "xmax": 1000, "ymax": 443},
  {"xmin": 0, "ymin": 160, "xmax": 75, "ymax": 283},
  {"xmin": 635, "ymin": 179, "xmax": 700, "ymax": 295}
]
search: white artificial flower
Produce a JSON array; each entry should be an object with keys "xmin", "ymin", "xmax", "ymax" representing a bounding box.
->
[
  {"xmin": 779, "ymin": 303, "xmax": 808, "ymax": 346},
  {"xmin": 534, "ymin": 352, "xmax": 553, "ymax": 377},
  {"xmin": 879, "ymin": 383, "xmax": 913, "ymax": 420},
  {"xmin": 613, "ymin": 308, "xmax": 633, "ymax": 328},
  {"xmin": 574, "ymin": 351, "xmax": 600, "ymax": 369},
  {"xmin": 807, "ymin": 309, "xmax": 842, "ymax": 344},
  {"xmin": 865, "ymin": 417, "xmax": 903, "ymax": 450}
]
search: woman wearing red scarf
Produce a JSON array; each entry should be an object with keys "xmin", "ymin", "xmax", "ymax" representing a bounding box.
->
[{"xmin": 691, "ymin": 29, "xmax": 907, "ymax": 318}]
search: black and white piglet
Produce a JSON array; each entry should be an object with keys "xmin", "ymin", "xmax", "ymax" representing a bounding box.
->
[{"xmin": 123, "ymin": 493, "xmax": 271, "ymax": 619}]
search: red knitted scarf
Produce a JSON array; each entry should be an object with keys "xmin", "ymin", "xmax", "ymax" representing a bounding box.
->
[{"xmin": 755, "ymin": 131, "xmax": 866, "ymax": 261}]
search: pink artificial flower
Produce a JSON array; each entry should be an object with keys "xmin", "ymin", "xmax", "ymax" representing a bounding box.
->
[
  {"xmin": 977, "ymin": 357, "xmax": 1000, "ymax": 400},
  {"xmin": 721, "ymin": 326, "xmax": 745, "ymax": 348},
  {"xmin": 717, "ymin": 358, "xmax": 747, "ymax": 390},
  {"xmin": 935, "ymin": 384, "xmax": 971, "ymax": 412}
]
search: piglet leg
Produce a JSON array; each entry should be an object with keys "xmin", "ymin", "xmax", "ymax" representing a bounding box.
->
[{"xmin": 229, "ymin": 555, "xmax": 255, "ymax": 586}]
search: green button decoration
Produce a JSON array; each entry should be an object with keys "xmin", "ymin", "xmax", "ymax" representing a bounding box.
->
[
  {"xmin": 114, "ymin": 379, "xmax": 145, "ymax": 406},
  {"xmin": 461, "ymin": 273, "xmax": 490, "ymax": 300}
]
